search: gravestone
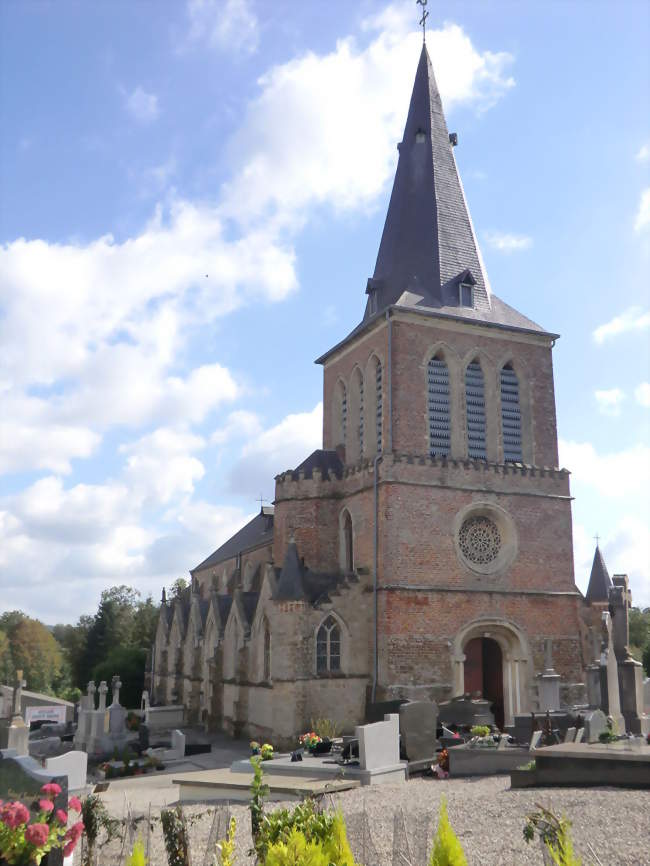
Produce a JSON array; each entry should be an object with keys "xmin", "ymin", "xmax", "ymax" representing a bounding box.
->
[
  {"xmin": 610, "ymin": 576, "xmax": 650, "ymax": 735},
  {"xmin": 537, "ymin": 639, "xmax": 562, "ymax": 711},
  {"xmin": 398, "ymin": 701, "xmax": 438, "ymax": 770},
  {"xmin": 574, "ymin": 727, "xmax": 584, "ymax": 743},
  {"xmin": 563, "ymin": 727, "xmax": 576, "ymax": 743},
  {"xmin": 355, "ymin": 714, "xmax": 400, "ymax": 770},
  {"xmin": 44, "ymin": 750, "xmax": 88, "ymax": 790},
  {"xmin": 644, "ymin": 679, "xmax": 650, "ymax": 713},
  {"xmin": 0, "ymin": 671, "xmax": 29, "ymax": 756},
  {"xmin": 598, "ymin": 612, "xmax": 625, "ymax": 733},
  {"xmin": 583, "ymin": 709, "xmax": 607, "ymax": 743},
  {"xmin": 529, "ymin": 730, "xmax": 542, "ymax": 751},
  {"xmin": 438, "ymin": 695, "xmax": 494, "ymax": 728},
  {"xmin": 0, "ymin": 750, "xmax": 67, "ymax": 866}
]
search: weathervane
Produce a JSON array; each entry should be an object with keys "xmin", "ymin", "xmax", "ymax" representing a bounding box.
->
[{"xmin": 416, "ymin": 0, "xmax": 429, "ymax": 42}]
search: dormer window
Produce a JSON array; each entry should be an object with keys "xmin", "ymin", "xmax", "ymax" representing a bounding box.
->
[
  {"xmin": 415, "ymin": 128, "xmax": 426, "ymax": 144},
  {"xmin": 459, "ymin": 282, "xmax": 473, "ymax": 307}
]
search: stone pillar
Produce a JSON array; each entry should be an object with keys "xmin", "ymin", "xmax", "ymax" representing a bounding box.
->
[
  {"xmin": 609, "ymin": 575, "xmax": 631, "ymax": 663},
  {"xmin": 537, "ymin": 639, "xmax": 561, "ymax": 711},
  {"xmin": 598, "ymin": 611, "xmax": 624, "ymax": 733},
  {"xmin": 586, "ymin": 628, "xmax": 602, "ymax": 708}
]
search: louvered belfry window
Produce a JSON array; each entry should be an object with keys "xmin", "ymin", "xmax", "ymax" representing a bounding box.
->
[
  {"xmin": 341, "ymin": 382, "xmax": 347, "ymax": 445},
  {"xmin": 428, "ymin": 355, "xmax": 451, "ymax": 457},
  {"xmin": 376, "ymin": 360, "xmax": 383, "ymax": 453},
  {"xmin": 465, "ymin": 360, "xmax": 487, "ymax": 459},
  {"xmin": 501, "ymin": 363, "xmax": 523, "ymax": 462}
]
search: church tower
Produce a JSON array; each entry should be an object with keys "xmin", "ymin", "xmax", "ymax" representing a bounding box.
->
[{"xmin": 280, "ymin": 44, "xmax": 587, "ymax": 725}]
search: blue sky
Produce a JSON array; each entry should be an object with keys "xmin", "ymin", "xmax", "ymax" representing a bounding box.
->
[{"xmin": 1, "ymin": 0, "xmax": 649, "ymax": 623}]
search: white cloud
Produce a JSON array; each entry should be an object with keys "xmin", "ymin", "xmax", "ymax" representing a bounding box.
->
[
  {"xmin": 635, "ymin": 382, "xmax": 650, "ymax": 408},
  {"xmin": 483, "ymin": 231, "xmax": 532, "ymax": 252},
  {"xmin": 125, "ymin": 86, "xmax": 160, "ymax": 124},
  {"xmin": 220, "ymin": 18, "xmax": 514, "ymax": 225},
  {"xmin": 635, "ymin": 187, "xmax": 650, "ymax": 232},
  {"xmin": 121, "ymin": 428, "xmax": 206, "ymax": 504},
  {"xmin": 592, "ymin": 306, "xmax": 650, "ymax": 344},
  {"xmin": 186, "ymin": 0, "xmax": 259, "ymax": 54},
  {"xmin": 594, "ymin": 388, "xmax": 625, "ymax": 417},
  {"xmin": 228, "ymin": 403, "xmax": 323, "ymax": 496},
  {"xmin": 560, "ymin": 439, "xmax": 650, "ymax": 499},
  {"xmin": 0, "ymin": 418, "xmax": 99, "ymax": 475},
  {"xmin": 211, "ymin": 410, "xmax": 263, "ymax": 445},
  {"xmin": 636, "ymin": 143, "xmax": 650, "ymax": 162}
]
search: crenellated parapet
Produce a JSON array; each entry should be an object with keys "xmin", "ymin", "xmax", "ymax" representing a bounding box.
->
[{"xmin": 275, "ymin": 451, "xmax": 571, "ymax": 502}]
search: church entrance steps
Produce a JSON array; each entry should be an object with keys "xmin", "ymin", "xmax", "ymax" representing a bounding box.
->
[{"xmin": 171, "ymin": 767, "xmax": 359, "ymax": 803}]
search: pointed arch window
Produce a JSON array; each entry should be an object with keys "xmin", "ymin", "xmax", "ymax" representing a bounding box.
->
[
  {"xmin": 375, "ymin": 359, "xmax": 383, "ymax": 453},
  {"xmin": 428, "ymin": 355, "xmax": 451, "ymax": 456},
  {"xmin": 316, "ymin": 615, "xmax": 341, "ymax": 675},
  {"xmin": 342, "ymin": 510, "xmax": 354, "ymax": 572},
  {"xmin": 500, "ymin": 363, "xmax": 522, "ymax": 462},
  {"xmin": 341, "ymin": 383, "xmax": 347, "ymax": 445},
  {"xmin": 359, "ymin": 374, "xmax": 364, "ymax": 455},
  {"xmin": 465, "ymin": 360, "xmax": 487, "ymax": 459},
  {"xmin": 263, "ymin": 620, "xmax": 271, "ymax": 682}
]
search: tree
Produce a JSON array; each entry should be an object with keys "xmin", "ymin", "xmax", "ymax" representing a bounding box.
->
[
  {"xmin": 53, "ymin": 615, "xmax": 93, "ymax": 688},
  {"xmin": 0, "ymin": 629, "xmax": 12, "ymax": 685},
  {"xmin": 92, "ymin": 646, "xmax": 147, "ymax": 709},
  {"xmin": 10, "ymin": 617, "xmax": 64, "ymax": 693},
  {"xmin": 84, "ymin": 585, "xmax": 141, "ymax": 676},
  {"xmin": 168, "ymin": 577, "xmax": 188, "ymax": 600},
  {"xmin": 132, "ymin": 596, "xmax": 160, "ymax": 651}
]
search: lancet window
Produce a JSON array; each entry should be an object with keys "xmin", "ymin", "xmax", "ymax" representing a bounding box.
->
[
  {"xmin": 500, "ymin": 363, "xmax": 522, "ymax": 462},
  {"xmin": 316, "ymin": 615, "xmax": 341, "ymax": 675},
  {"xmin": 465, "ymin": 360, "xmax": 487, "ymax": 459},
  {"xmin": 375, "ymin": 360, "xmax": 383, "ymax": 453},
  {"xmin": 428, "ymin": 355, "xmax": 451, "ymax": 456}
]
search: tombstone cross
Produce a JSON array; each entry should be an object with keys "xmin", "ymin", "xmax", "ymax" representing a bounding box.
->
[
  {"xmin": 111, "ymin": 675, "xmax": 122, "ymax": 706},
  {"xmin": 98, "ymin": 681, "xmax": 108, "ymax": 712},
  {"xmin": 11, "ymin": 669, "xmax": 26, "ymax": 718}
]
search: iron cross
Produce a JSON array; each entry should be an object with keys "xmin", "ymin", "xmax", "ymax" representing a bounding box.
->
[{"xmin": 416, "ymin": 0, "xmax": 429, "ymax": 41}]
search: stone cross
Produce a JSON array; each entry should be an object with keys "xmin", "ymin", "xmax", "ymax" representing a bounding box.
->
[
  {"xmin": 111, "ymin": 675, "xmax": 122, "ymax": 707},
  {"xmin": 98, "ymin": 681, "xmax": 108, "ymax": 712},
  {"xmin": 86, "ymin": 681, "xmax": 97, "ymax": 711},
  {"xmin": 609, "ymin": 575, "xmax": 632, "ymax": 662},
  {"xmin": 11, "ymin": 670, "xmax": 26, "ymax": 719},
  {"xmin": 599, "ymin": 611, "xmax": 624, "ymax": 732}
]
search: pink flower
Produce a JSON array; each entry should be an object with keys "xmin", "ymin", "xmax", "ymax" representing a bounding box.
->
[
  {"xmin": 67, "ymin": 796, "xmax": 82, "ymax": 813},
  {"xmin": 25, "ymin": 822, "xmax": 50, "ymax": 847},
  {"xmin": 55, "ymin": 809, "xmax": 68, "ymax": 825},
  {"xmin": 40, "ymin": 782, "xmax": 62, "ymax": 797},
  {"xmin": 63, "ymin": 841, "xmax": 76, "ymax": 856},
  {"xmin": 38, "ymin": 799, "xmax": 54, "ymax": 813},
  {"xmin": 1, "ymin": 801, "xmax": 30, "ymax": 828},
  {"xmin": 65, "ymin": 820, "xmax": 84, "ymax": 842}
]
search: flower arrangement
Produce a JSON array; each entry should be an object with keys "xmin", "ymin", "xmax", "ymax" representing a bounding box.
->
[
  {"xmin": 0, "ymin": 784, "xmax": 84, "ymax": 864},
  {"xmin": 298, "ymin": 732, "xmax": 322, "ymax": 749},
  {"xmin": 260, "ymin": 743, "xmax": 274, "ymax": 761},
  {"xmin": 250, "ymin": 741, "xmax": 261, "ymax": 755}
]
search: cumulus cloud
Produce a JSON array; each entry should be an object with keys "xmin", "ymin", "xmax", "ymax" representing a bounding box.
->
[
  {"xmin": 121, "ymin": 428, "xmax": 206, "ymax": 504},
  {"xmin": 185, "ymin": 0, "xmax": 259, "ymax": 54},
  {"xmin": 227, "ymin": 403, "xmax": 323, "ymax": 497},
  {"xmin": 125, "ymin": 86, "xmax": 160, "ymax": 123},
  {"xmin": 559, "ymin": 439, "xmax": 650, "ymax": 499},
  {"xmin": 592, "ymin": 306, "xmax": 650, "ymax": 344},
  {"xmin": 635, "ymin": 187, "xmax": 650, "ymax": 232},
  {"xmin": 594, "ymin": 388, "xmax": 625, "ymax": 417},
  {"xmin": 636, "ymin": 143, "xmax": 650, "ymax": 162},
  {"xmin": 483, "ymin": 231, "xmax": 532, "ymax": 252},
  {"xmin": 635, "ymin": 382, "xmax": 650, "ymax": 408},
  {"xmin": 220, "ymin": 17, "xmax": 514, "ymax": 225}
]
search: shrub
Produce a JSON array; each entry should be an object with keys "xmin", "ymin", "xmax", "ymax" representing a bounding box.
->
[
  {"xmin": 429, "ymin": 797, "xmax": 467, "ymax": 866},
  {"xmin": 126, "ymin": 838, "xmax": 148, "ymax": 866},
  {"xmin": 161, "ymin": 805, "xmax": 191, "ymax": 866},
  {"xmin": 80, "ymin": 794, "xmax": 120, "ymax": 866},
  {"xmin": 263, "ymin": 814, "xmax": 358, "ymax": 866},
  {"xmin": 524, "ymin": 804, "xmax": 582, "ymax": 865},
  {"xmin": 215, "ymin": 816, "xmax": 236, "ymax": 866}
]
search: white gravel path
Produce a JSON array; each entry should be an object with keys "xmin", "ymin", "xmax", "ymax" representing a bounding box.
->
[{"xmin": 88, "ymin": 774, "xmax": 650, "ymax": 865}]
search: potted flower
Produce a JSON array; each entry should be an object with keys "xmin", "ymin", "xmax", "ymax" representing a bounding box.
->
[
  {"xmin": 0, "ymin": 784, "xmax": 84, "ymax": 865},
  {"xmin": 260, "ymin": 743, "xmax": 274, "ymax": 761},
  {"xmin": 250, "ymin": 741, "xmax": 261, "ymax": 756},
  {"xmin": 469, "ymin": 725, "xmax": 496, "ymax": 747},
  {"xmin": 298, "ymin": 732, "xmax": 331, "ymax": 755}
]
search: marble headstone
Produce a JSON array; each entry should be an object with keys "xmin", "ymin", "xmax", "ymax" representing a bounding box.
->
[{"xmin": 398, "ymin": 701, "xmax": 438, "ymax": 764}]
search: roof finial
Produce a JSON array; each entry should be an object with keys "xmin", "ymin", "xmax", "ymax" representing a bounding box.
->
[
  {"xmin": 416, "ymin": 0, "xmax": 429, "ymax": 43},
  {"xmin": 594, "ymin": 533, "xmax": 600, "ymax": 547}
]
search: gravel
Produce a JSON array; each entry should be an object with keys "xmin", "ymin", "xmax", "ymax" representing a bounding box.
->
[{"xmin": 90, "ymin": 775, "xmax": 650, "ymax": 865}]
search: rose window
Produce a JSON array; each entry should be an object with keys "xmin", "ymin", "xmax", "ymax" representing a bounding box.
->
[{"xmin": 459, "ymin": 516, "xmax": 501, "ymax": 564}]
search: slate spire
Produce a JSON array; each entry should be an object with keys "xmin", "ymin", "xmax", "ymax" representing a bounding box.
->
[
  {"xmin": 585, "ymin": 544, "xmax": 613, "ymax": 603},
  {"xmin": 366, "ymin": 43, "xmax": 491, "ymax": 319}
]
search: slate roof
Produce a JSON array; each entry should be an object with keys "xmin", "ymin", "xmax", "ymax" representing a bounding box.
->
[
  {"xmin": 316, "ymin": 45, "xmax": 555, "ymax": 366},
  {"xmin": 291, "ymin": 450, "xmax": 344, "ymax": 480},
  {"xmin": 585, "ymin": 545, "xmax": 613, "ymax": 603},
  {"xmin": 274, "ymin": 540, "xmax": 343, "ymax": 605},
  {"xmin": 191, "ymin": 507, "xmax": 274, "ymax": 574}
]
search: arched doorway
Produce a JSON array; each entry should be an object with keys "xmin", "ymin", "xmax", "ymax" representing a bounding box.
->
[{"xmin": 463, "ymin": 636, "xmax": 505, "ymax": 729}]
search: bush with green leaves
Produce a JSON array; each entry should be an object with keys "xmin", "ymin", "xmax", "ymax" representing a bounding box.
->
[
  {"xmin": 429, "ymin": 797, "xmax": 467, "ymax": 866},
  {"xmin": 80, "ymin": 794, "xmax": 120, "ymax": 866},
  {"xmin": 126, "ymin": 838, "xmax": 148, "ymax": 866},
  {"xmin": 263, "ymin": 814, "xmax": 358, "ymax": 866},
  {"xmin": 524, "ymin": 804, "xmax": 582, "ymax": 865},
  {"xmin": 469, "ymin": 725, "xmax": 491, "ymax": 738}
]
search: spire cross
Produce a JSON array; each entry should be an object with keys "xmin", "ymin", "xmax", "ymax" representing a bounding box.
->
[
  {"xmin": 257, "ymin": 494, "xmax": 268, "ymax": 510},
  {"xmin": 594, "ymin": 533, "xmax": 600, "ymax": 547},
  {"xmin": 416, "ymin": 0, "xmax": 429, "ymax": 42}
]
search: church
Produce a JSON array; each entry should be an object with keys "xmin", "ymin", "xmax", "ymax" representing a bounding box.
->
[{"xmin": 152, "ymin": 43, "xmax": 614, "ymax": 745}]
